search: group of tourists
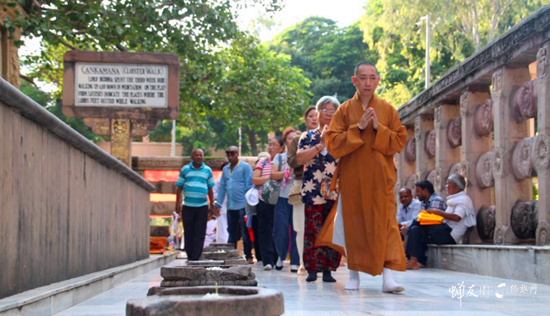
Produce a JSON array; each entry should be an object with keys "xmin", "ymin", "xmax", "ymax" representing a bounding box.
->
[{"xmin": 174, "ymin": 61, "xmax": 476, "ymax": 293}]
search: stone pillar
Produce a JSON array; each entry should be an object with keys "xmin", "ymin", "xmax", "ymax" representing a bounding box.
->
[
  {"xmin": 396, "ymin": 127, "xmax": 416, "ymax": 209},
  {"xmin": 434, "ymin": 104, "xmax": 461, "ymax": 198},
  {"xmin": 414, "ymin": 114, "xmax": 435, "ymax": 182},
  {"xmin": 111, "ymin": 118, "xmax": 132, "ymax": 166},
  {"xmin": 460, "ymin": 87, "xmax": 494, "ymax": 244},
  {"xmin": 535, "ymin": 45, "xmax": 550, "ymax": 245},
  {"xmin": 491, "ymin": 66, "xmax": 533, "ymax": 244}
]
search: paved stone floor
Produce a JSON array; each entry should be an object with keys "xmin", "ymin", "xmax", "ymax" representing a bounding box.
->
[{"xmin": 54, "ymin": 259, "xmax": 549, "ymax": 316}]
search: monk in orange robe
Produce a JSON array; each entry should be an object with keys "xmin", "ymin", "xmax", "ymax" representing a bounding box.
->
[{"xmin": 317, "ymin": 62, "xmax": 407, "ymax": 292}]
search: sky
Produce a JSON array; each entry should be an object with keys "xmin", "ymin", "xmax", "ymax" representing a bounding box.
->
[{"xmin": 237, "ymin": 0, "xmax": 367, "ymax": 41}]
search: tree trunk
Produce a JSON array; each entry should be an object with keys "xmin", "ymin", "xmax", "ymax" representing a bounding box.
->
[{"xmin": 247, "ymin": 128, "xmax": 259, "ymax": 156}]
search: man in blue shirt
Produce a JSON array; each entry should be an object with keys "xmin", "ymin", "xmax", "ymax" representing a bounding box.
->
[
  {"xmin": 175, "ymin": 149, "xmax": 215, "ymax": 261},
  {"xmin": 215, "ymin": 146, "xmax": 254, "ymax": 264},
  {"xmin": 397, "ymin": 187, "xmax": 421, "ymax": 237},
  {"xmin": 405, "ymin": 180, "xmax": 447, "ymax": 269}
]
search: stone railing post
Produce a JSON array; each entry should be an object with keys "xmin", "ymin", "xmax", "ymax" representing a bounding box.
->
[
  {"xmin": 460, "ymin": 86, "xmax": 494, "ymax": 244},
  {"xmin": 535, "ymin": 45, "xmax": 550, "ymax": 245},
  {"xmin": 434, "ymin": 104, "xmax": 461, "ymax": 198},
  {"xmin": 414, "ymin": 114, "xmax": 435, "ymax": 184},
  {"xmin": 492, "ymin": 66, "xmax": 533, "ymax": 244}
]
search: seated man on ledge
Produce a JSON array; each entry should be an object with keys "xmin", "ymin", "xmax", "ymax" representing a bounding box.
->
[{"xmin": 405, "ymin": 174, "xmax": 477, "ymax": 270}]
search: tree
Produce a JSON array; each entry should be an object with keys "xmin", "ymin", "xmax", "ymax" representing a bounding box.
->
[
  {"xmin": 361, "ymin": 0, "xmax": 547, "ymax": 106},
  {"xmin": 212, "ymin": 34, "xmax": 311, "ymax": 155},
  {"xmin": 270, "ymin": 17, "xmax": 377, "ymax": 104}
]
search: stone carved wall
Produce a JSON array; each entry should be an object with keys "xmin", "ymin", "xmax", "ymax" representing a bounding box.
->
[
  {"xmin": 475, "ymin": 151, "xmax": 494, "ymax": 188},
  {"xmin": 512, "ymin": 137, "xmax": 535, "ymax": 179},
  {"xmin": 532, "ymin": 134, "xmax": 550, "ymax": 172},
  {"xmin": 447, "ymin": 117, "xmax": 462, "ymax": 148},
  {"xmin": 512, "ymin": 80, "xmax": 538, "ymax": 123},
  {"xmin": 474, "ymin": 99, "xmax": 494, "ymax": 137},
  {"xmin": 424, "ymin": 130, "xmax": 436, "ymax": 158}
]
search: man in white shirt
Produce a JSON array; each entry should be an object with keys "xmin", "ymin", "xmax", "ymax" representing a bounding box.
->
[{"xmin": 405, "ymin": 174, "xmax": 476, "ymax": 270}]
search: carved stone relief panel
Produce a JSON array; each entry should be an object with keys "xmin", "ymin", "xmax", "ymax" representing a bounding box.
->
[
  {"xmin": 447, "ymin": 117, "xmax": 462, "ymax": 148},
  {"xmin": 435, "ymin": 167, "xmax": 444, "ymax": 192},
  {"xmin": 494, "ymin": 224, "xmax": 506, "ymax": 245},
  {"xmin": 510, "ymin": 200, "xmax": 538, "ymax": 239},
  {"xmin": 511, "ymin": 137, "xmax": 534, "ymax": 180},
  {"xmin": 492, "ymin": 146, "xmax": 505, "ymax": 179},
  {"xmin": 512, "ymin": 79, "xmax": 538, "ymax": 123},
  {"xmin": 424, "ymin": 130, "xmax": 436, "ymax": 158},
  {"xmin": 425, "ymin": 169, "xmax": 436, "ymax": 186},
  {"xmin": 476, "ymin": 205, "xmax": 496, "ymax": 240},
  {"xmin": 447, "ymin": 163, "xmax": 463, "ymax": 180},
  {"xmin": 475, "ymin": 151, "xmax": 494, "ymax": 189},
  {"xmin": 532, "ymin": 133, "xmax": 550, "ymax": 172},
  {"xmin": 460, "ymin": 91, "xmax": 468, "ymax": 117},
  {"xmin": 434, "ymin": 106, "xmax": 442, "ymax": 131},
  {"xmin": 405, "ymin": 138, "xmax": 416, "ymax": 162},
  {"xmin": 492, "ymin": 68, "xmax": 504, "ymax": 99},
  {"xmin": 536, "ymin": 220, "xmax": 550, "ymax": 245},
  {"xmin": 474, "ymin": 99, "xmax": 494, "ymax": 137},
  {"xmin": 537, "ymin": 47, "xmax": 548, "ymax": 81},
  {"xmin": 405, "ymin": 174, "xmax": 417, "ymax": 191}
]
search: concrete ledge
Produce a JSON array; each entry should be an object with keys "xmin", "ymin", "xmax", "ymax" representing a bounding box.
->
[
  {"xmin": 0, "ymin": 254, "xmax": 176, "ymax": 316},
  {"xmin": 0, "ymin": 77, "xmax": 154, "ymax": 192},
  {"xmin": 427, "ymin": 244, "xmax": 550, "ymax": 285}
]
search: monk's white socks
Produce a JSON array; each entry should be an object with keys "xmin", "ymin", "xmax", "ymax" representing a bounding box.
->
[
  {"xmin": 345, "ymin": 270, "xmax": 360, "ymax": 290},
  {"xmin": 382, "ymin": 268, "xmax": 405, "ymax": 293}
]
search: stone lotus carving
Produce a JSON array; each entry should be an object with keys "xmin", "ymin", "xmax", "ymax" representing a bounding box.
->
[
  {"xmin": 532, "ymin": 133, "xmax": 550, "ymax": 172},
  {"xmin": 447, "ymin": 117, "xmax": 462, "ymax": 148},
  {"xmin": 510, "ymin": 200, "xmax": 538, "ymax": 240},
  {"xmin": 492, "ymin": 146, "xmax": 505, "ymax": 179},
  {"xmin": 405, "ymin": 175, "xmax": 417, "ymax": 191},
  {"xmin": 476, "ymin": 205, "xmax": 496, "ymax": 240},
  {"xmin": 537, "ymin": 47, "xmax": 548, "ymax": 81},
  {"xmin": 424, "ymin": 130, "xmax": 436, "ymax": 158},
  {"xmin": 475, "ymin": 152, "xmax": 494, "ymax": 188},
  {"xmin": 405, "ymin": 138, "xmax": 416, "ymax": 162},
  {"xmin": 425, "ymin": 169, "xmax": 436, "ymax": 186},
  {"xmin": 512, "ymin": 79, "xmax": 538, "ymax": 124},
  {"xmin": 536, "ymin": 220, "xmax": 550, "ymax": 245},
  {"xmin": 447, "ymin": 163, "xmax": 463, "ymax": 179},
  {"xmin": 512, "ymin": 137, "xmax": 534, "ymax": 180},
  {"xmin": 474, "ymin": 99, "xmax": 493, "ymax": 137}
]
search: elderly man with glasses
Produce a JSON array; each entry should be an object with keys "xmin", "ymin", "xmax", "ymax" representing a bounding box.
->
[{"xmin": 215, "ymin": 146, "xmax": 255, "ymax": 264}]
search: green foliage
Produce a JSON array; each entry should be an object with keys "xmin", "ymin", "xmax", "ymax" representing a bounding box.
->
[
  {"xmin": 19, "ymin": 80, "xmax": 104, "ymax": 142},
  {"xmin": 361, "ymin": 0, "xmax": 548, "ymax": 107},
  {"xmin": 270, "ymin": 17, "xmax": 377, "ymax": 104}
]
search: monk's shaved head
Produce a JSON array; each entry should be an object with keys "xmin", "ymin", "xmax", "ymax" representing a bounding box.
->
[{"xmin": 354, "ymin": 62, "xmax": 379, "ymax": 77}]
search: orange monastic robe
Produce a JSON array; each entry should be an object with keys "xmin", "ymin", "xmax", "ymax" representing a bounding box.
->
[{"xmin": 317, "ymin": 92, "xmax": 407, "ymax": 276}]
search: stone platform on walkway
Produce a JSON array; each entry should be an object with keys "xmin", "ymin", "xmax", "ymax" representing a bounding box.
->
[{"xmin": 50, "ymin": 259, "xmax": 548, "ymax": 316}]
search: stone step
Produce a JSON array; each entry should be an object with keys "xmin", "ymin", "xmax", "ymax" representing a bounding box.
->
[
  {"xmin": 0, "ymin": 254, "xmax": 177, "ymax": 316},
  {"xmin": 427, "ymin": 244, "xmax": 550, "ymax": 285}
]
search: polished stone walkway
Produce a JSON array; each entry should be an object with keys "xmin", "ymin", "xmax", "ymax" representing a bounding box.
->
[{"xmin": 54, "ymin": 259, "xmax": 549, "ymax": 316}]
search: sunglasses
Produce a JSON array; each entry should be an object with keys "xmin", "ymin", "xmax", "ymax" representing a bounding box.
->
[{"xmin": 226, "ymin": 151, "xmax": 238, "ymax": 156}]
